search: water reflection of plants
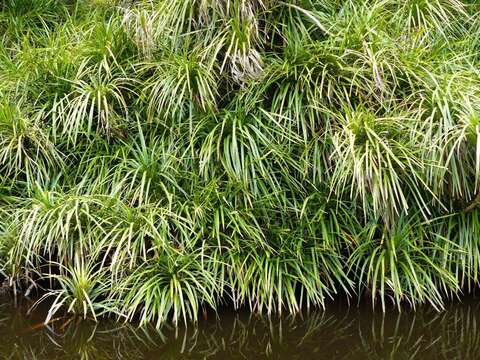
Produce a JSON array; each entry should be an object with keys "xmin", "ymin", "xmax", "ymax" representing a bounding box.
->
[
  {"xmin": 1, "ymin": 301, "xmax": 480, "ymax": 359},
  {"xmin": 0, "ymin": 301, "xmax": 156, "ymax": 359}
]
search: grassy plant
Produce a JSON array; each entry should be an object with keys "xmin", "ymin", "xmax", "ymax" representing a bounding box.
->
[
  {"xmin": 37, "ymin": 256, "xmax": 117, "ymax": 322},
  {"xmin": 0, "ymin": 0, "xmax": 479, "ymax": 326},
  {"xmin": 119, "ymin": 247, "xmax": 218, "ymax": 327}
]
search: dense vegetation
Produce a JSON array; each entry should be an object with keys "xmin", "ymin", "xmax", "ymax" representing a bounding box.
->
[{"xmin": 0, "ymin": 0, "xmax": 479, "ymax": 326}]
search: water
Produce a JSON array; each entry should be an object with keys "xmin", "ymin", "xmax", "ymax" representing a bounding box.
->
[{"xmin": 0, "ymin": 296, "xmax": 479, "ymax": 359}]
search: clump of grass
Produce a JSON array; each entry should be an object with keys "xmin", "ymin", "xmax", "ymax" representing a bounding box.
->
[
  {"xmin": 0, "ymin": 0, "xmax": 479, "ymax": 327},
  {"xmin": 119, "ymin": 247, "xmax": 218, "ymax": 327},
  {"xmin": 37, "ymin": 256, "xmax": 117, "ymax": 322}
]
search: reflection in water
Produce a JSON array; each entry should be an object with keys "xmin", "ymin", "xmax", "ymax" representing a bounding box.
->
[{"xmin": 0, "ymin": 297, "xmax": 479, "ymax": 359}]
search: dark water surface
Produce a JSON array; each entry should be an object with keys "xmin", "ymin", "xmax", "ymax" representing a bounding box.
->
[{"xmin": 0, "ymin": 296, "xmax": 479, "ymax": 359}]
